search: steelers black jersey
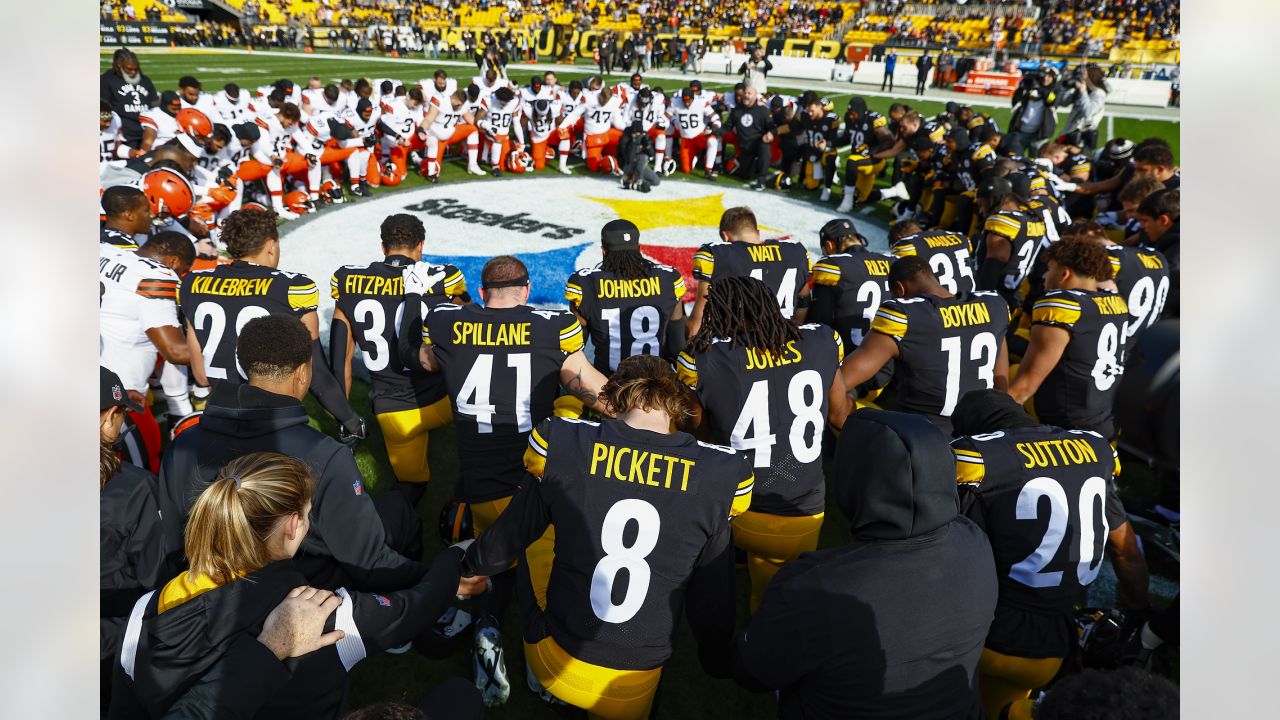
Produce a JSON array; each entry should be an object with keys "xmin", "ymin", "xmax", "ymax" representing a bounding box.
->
[
  {"xmin": 522, "ymin": 417, "xmax": 754, "ymax": 670},
  {"xmin": 1060, "ymin": 152, "xmax": 1093, "ymax": 178},
  {"xmin": 839, "ymin": 110, "xmax": 890, "ymax": 155},
  {"xmin": 977, "ymin": 210, "xmax": 1048, "ymax": 303},
  {"xmin": 1106, "ymin": 245, "xmax": 1171, "ymax": 344},
  {"xmin": 871, "ymin": 291, "xmax": 1010, "ymax": 418},
  {"xmin": 677, "ymin": 324, "xmax": 843, "ymax": 516},
  {"xmin": 1030, "ymin": 290, "xmax": 1129, "ymax": 434},
  {"xmin": 179, "ymin": 260, "xmax": 319, "ymax": 382},
  {"xmin": 331, "ymin": 256, "xmax": 465, "ymax": 413},
  {"xmin": 422, "ymin": 303, "xmax": 584, "ymax": 502},
  {"xmin": 791, "ymin": 110, "xmax": 840, "ymax": 151},
  {"xmin": 565, "ymin": 262, "xmax": 685, "ymax": 374},
  {"xmin": 953, "ymin": 425, "xmax": 1126, "ymax": 658},
  {"xmin": 692, "ymin": 239, "xmax": 812, "ymax": 320},
  {"xmin": 101, "ymin": 226, "xmax": 140, "ymax": 251},
  {"xmin": 892, "ymin": 229, "xmax": 977, "ymax": 295},
  {"xmin": 810, "ymin": 248, "xmax": 892, "ymax": 347}
]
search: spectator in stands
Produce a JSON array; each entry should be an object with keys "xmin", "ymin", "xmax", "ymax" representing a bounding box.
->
[{"xmin": 882, "ymin": 50, "xmax": 897, "ymax": 91}]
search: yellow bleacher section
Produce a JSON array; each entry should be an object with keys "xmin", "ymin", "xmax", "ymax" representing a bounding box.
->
[{"xmin": 102, "ymin": 0, "xmax": 191, "ymax": 24}]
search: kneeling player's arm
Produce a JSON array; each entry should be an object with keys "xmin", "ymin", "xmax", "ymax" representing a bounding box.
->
[
  {"xmin": 664, "ymin": 302, "xmax": 687, "ymax": 359},
  {"xmin": 686, "ymin": 280, "xmax": 710, "ymax": 339},
  {"xmin": 1006, "ymin": 324, "xmax": 1069, "ymax": 404},
  {"xmin": 1106, "ymin": 521, "xmax": 1151, "ymax": 609},
  {"xmin": 994, "ymin": 337, "xmax": 1010, "ymax": 390},
  {"xmin": 464, "ymin": 480, "xmax": 551, "ymax": 577},
  {"xmin": 350, "ymin": 546, "xmax": 473, "ymax": 655},
  {"xmin": 685, "ymin": 524, "xmax": 737, "ymax": 679},
  {"xmin": 560, "ymin": 352, "xmax": 613, "ymax": 417},
  {"xmin": 804, "ymin": 285, "xmax": 836, "ymax": 327},
  {"xmin": 146, "ymin": 326, "xmax": 193, "ymax": 366},
  {"xmin": 829, "ymin": 333, "xmax": 899, "ymax": 428},
  {"xmin": 309, "ymin": 339, "xmax": 362, "ymax": 429},
  {"xmin": 184, "ymin": 320, "xmax": 210, "ymax": 387},
  {"xmin": 329, "ymin": 308, "xmax": 352, "ymax": 396}
]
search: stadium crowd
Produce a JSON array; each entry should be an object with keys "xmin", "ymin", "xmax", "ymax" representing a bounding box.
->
[{"xmin": 99, "ymin": 42, "xmax": 1180, "ymax": 720}]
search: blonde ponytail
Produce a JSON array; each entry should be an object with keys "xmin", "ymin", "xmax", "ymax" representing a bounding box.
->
[{"xmin": 184, "ymin": 452, "xmax": 313, "ymax": 586}]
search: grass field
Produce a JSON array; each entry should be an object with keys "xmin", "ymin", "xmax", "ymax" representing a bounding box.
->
[{"xmin": 114, "ymin": 49, "xmax": 1179, "ymax": 716}]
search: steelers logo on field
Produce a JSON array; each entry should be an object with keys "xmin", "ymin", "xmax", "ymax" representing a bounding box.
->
[{"xmin": 280, "ymin": 176, "xmax": 887, "ymax": 333}]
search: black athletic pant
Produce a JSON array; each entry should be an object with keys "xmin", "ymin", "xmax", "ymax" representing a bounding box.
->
[{"xmin": 736, "ymin": 138, "xmax": 773, "ymax": 184}]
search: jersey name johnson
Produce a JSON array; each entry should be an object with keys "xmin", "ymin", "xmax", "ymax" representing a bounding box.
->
[{"xmin": 566, "ymin": 263, "xmax": 685, "ymax": 374}]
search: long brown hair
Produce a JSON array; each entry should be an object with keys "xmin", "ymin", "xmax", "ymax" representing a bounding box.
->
[
  {"xmin": 184, "ymin": 452, "xmax": 313, "ymax": 585},
  {"xmin": 600, "ymin": 354, "xmax": 696, "ymax": 423}
]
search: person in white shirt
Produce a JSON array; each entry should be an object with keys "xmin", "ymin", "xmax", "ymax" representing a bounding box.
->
[
  {"xmin": 558, "ymin": 85, "xmax": 625, "ymax": 174},
  {"xmin": 478, "ymin": 86, "xmax": 524, "ymax": 176},
  {"xmin": 177, "ymin": 75, "xmax": 220, "ymax": 119},
  {"xmin": 213, "ymin": 83, "xmax": 252, "ymax": 125},
  {"xmin": 667, "ymin": 87, "xmax": 722, "ymax": 178},
  {"xmin": 101, "ymin": 102, "xmax": 129, "ymax": 162},
  {"xmin": 138, "ymin": 91, "xmax": 184, "ymax": 156},
  {"xmin": 420, "ymin": 88, "xmax": 481, "ymax": 179},
  {"xmin": 622, "ymin": 86, "xmax": 668, "ymax": 172}
]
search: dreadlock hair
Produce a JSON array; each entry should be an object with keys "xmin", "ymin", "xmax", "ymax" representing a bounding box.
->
[
  {"xmin": 689, "ymin": 276, "xmax": 800, "ymax": 356},
  {"xmin": 601, "ymin": 249, "xmax": 655, "ymax": 280}
]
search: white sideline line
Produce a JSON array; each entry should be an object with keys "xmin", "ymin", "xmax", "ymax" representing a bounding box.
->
[{"xmin": 112, "ymin": 46, "xmax": 1181, "ymax": 123}]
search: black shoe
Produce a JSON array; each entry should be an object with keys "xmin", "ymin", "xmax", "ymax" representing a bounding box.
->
[
  {"xmin": 704, "ymin": 169, "xmax": 718, "ymax": 181},
  {"xmin": 621, "ymin": 177, "xmax": 632, "ymax": 190},
  {"xmin": 359, "ymin": 180, "xmax": 372, "ymax": 196},
  {"xmin": 490, "ymin": 167, "xmax": 503, "ymax": 177},
  {"xmin": 638, "ymin": 182, "xmax": 651, "ymax": 193},
  {"xmin": 426, "ymin": 173, "xmax": 438, "ymax": 184}
]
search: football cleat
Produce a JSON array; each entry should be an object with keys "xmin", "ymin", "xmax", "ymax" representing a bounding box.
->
[
  {"xmin": 704, "ymin": 169, "xmax": 718, "ymax": 181},
  {"xmin": 637, "ymin": 181, "xmax": 651, "ymax": 193},
  {"xmin": 836, "ymin": 196, "xmax": 854, "ymax": 214},
  {"xmin": 820, "ymin": 187, "xmax": 832, "ymax": 203},
  {"xmin": 467, "ymin": 164, "xmax": 486, "ymax": 176},
  {"xmin": 274, "ymin": 207, "xmax": 302, "ymax": 221},
  {"xmin": 473, "ymin": 625, "xmax": 511, "ymax": 707},
  {"xmin": 558, "ymin": 164, "xmax": 573, "ymax": 175},
  {"xmin": 661, "ymin": 157, "xmax": 678, "ymax": 176},
  {"xmin": 527, "ymin": 665, "xmax": 566, "ymax": 706},
  {"xmin": 490, "ymin": 166, "xmax": 503, "ymax": 177}
]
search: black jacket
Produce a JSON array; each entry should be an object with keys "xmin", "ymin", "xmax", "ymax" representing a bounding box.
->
[
  {"xmin": 102, "ymin": 463, "xmax": 176, "ymax": 713},
  {"xmin": 734, "ymin": 410, "xmax": 997, "ymax": 719},
  {"xmin": 100, "ymin": 68, "xmax": 159, "ymax": 144},
  {"xmin": 157, "ymin": 383, "xmax": 426, "ymax": 592},
  {"xmin": 729, "ymin": 102, "xmax": 775, "ymax": 144},
  {"xmin": 112, "ymin": 550, "xmax": 464, "ymax": 719},
  {"xmin": 617, "ymin": 128, "xmax": 655, "ymax": 164}
]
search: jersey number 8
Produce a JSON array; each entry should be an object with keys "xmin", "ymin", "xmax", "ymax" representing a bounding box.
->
[{"xmin": 591, "ymin": 498, "xmax": 660, "ymax": 623}]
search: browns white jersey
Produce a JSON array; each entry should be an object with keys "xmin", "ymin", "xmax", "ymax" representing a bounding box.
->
[
  {"xmin": 301, "ymin": 88, "xmax": 344, "ymax": 115},
  {"xmin": 425, "ymin": 95, "xmax": 471, "ymax": 139},
  {"xmin": 668, "ymin": 96, "xmax": 719, "ymax": 139},
  {"xmin": 562, "ymin": 94, "xmax": 624, "ymax": 135},
  {"xmin": 420, "ymin": 77, "xmax": 457, "ymax": 105},
  {"xmin": 557, "ymin": 89, "xmax": 587, "ymax": 122},
  {"xmin": 99, "ymin": 246, "xmax": 181, "ymax": 392},
  {"xmin": 213, "ymin": 90, "xmax": 252, "ymax": 125},
  {"xmin": 101, "ymin": 112, "xmax": 126, "ymax": 162},
  {"xmin": 383, "ymin": 98, "xmax": 424, "ymax": 141},
  {"xmin": 624, "ymin": 95, "xmax": 668, "ymax": 132},
  {"xmin": 338, "ymin": 107, "xmax": 379, "ymax": 140},
  {"xmin": 180, "ymin": 93, "xmax": 219, "ymax": 121},
  {"xmin": 528, "ymin": 102, "xmax": 562, "ymax": 143},
  {"xmin": 139, "ymin": 108, "xmax": 180, "ymax": 146},
  {"xmin": 520, "ymin": 85, "xmax": 556, "ymax": 113},
  {"xmin": 480, "ymin": 93, "xmax": 521, "ymax": 136}
]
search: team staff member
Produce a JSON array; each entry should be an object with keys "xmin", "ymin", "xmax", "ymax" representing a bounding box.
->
[
  {"xmin": 180, "ymin": 208, "xmax": 365, "ymax": 444},
  {"xmin": 565, "ymin": 219, "xmax": 686, "ymax": 377},
  {"xmin": 418, "ymin": 255, "xmax": 611, "ymax": 707},
  {"xmin": 688, "ymin": 207, "xmax": 812, "ymax": 337},
  {"xmin": 113, "ymin": 452, "xmax": 487, "ymax": 719},
  {"xmin": 950, "ymin": 390, "xmax": 1149, "ymax": 720},
  {"xmin": 158, "ymin": 314, "xmax": 427, "ymax": 593},
  {"xmin": 1007, "ymin": 238, "xmax": 1128, "ymax": 438},
  {"xmin": 462, "ymin": 355, "xmax": 755, "ymax": 719},
  {"xmin": 678, "ymin": 277, "xmax": 843, "ymax": 610},
  {"xmin": 100, "ymin": 185, "xmax": 153, "ymax": 250},
  {"xmin": 99, "ymin": 367, "xmax": 174, "ymax": 716},
  {"xmin": 1131, "ymin": 189, "xmax": 1179, "ymax": 318},
  {"xmin": 101, "ymin": 48, "xmax": 159, "ymax": 151},
  {"xmin": 890, "ymin": 219, "xmax": 978, "ymax": 295},
  {"xmin": 330, "ymin": 214, "xmax": 466, "ymax": 498},
  {"xmin": 830, "ymin": 256, "xmax": 1010, "ymax": 436},
  {"xmin": 733, "ymin": 410, "xmax": 997, "ymax": 718},
  {"xmin": 728, "ymin": 86, "xmax": 777, "ymax": 190}
]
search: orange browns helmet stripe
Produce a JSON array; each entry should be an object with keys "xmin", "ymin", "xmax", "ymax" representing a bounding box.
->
[
  {"xmin": 141, "ymin": 168, "xmax": 195, "ymax": 219},
  {"xmin": 176, "ymin": 108, "xmax": 212, "ymax": 139},
  {"xmin": 284, "ymin": 190, "xmax": 311, "ymax": 214}
]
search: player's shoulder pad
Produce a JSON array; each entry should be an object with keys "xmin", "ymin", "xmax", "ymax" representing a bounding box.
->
[
  {"xmin": 818, "ymin": 252, "xmax": 853, "ymax": 262},
  {"xmin": 561, "ymin": 417, "xmax": 601, "ymax": 427}
]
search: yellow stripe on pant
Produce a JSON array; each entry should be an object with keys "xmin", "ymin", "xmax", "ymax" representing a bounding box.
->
[
  {"xmin": 853, "ymin": 158, "xmax": 885, "ymax": 202},
  {"xmin": 374, "ymin": 396, "xmax": 453, "ymax": 484},
  {"xmin": 526, "ymin": 634, "xmax": 662, "ymax": 720},
  {"xmin": 732, "ymin": 509, "xmax": 824, "ymax": 612},
  {"xmin": 978, "ymin": 647, "xmax": 1063, "ymax": 720}
]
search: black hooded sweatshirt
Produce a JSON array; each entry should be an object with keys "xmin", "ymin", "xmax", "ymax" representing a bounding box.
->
[
  {"xmin": 733, "ymin": 410, "xmax": 997, "ymax": 719},
  {"xmin": 109, "ymin": 549, "xmax": 463, "ymax": 719},
  {"xmin": 156, "ymin": 383, "xmax": 426, "ymax": 592}
]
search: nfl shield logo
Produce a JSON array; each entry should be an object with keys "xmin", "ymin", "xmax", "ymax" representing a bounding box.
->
[
  {"xmin": 374, "ymin": 594, "xmax": 390, "ymax": 607},
  {"xmin": 113, "ymin": 386, "xmax": 123, "ymax": 401},
  {"xmin": 353, "ymin": 480, "xmax": 362, "ymax": 495}
]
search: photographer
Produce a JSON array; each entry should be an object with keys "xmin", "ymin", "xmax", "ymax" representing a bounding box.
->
[
  {"xmin": 618, "ymin": 120, "xmax": 661, "ymax": 192},
  {"xmin": 1007, "ymin": 67, "xmax": 1059, "ymax": 155},
  {"xmin": 739, "ymin": 45, "xmax": 773, "ymax": 94},
  {"xmin": 1059, "ymin": 65, "xmax": 1109, "ymax": 151}
]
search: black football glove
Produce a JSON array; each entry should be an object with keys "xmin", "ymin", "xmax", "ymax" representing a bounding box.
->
[{"xmin": 338, "ymin": 416, "xmax": 367, "ymax": 450}]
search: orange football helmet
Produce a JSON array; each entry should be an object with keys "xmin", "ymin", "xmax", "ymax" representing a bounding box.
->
[
  {"xmin": 176, "ymin": 108, "xmax": 213, "ymax": 140},
  {"xmin": 284, "ymin": 190, "xmax": 311, "ymax": 214},
  {"xmin": 506, "ymin": 150, "xmax": 531, "ymax": 174},
  {"xmin": 141, "ymin": 168, "xmax": 194, "ymax": 219}
]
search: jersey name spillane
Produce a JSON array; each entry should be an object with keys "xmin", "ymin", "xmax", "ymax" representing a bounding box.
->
[
  {"xmin": 566, "ymin": 263, "xmax": 684, "ymax": 374},
  {"xmin": 527, "ymin": 417, "xmax": 753, "ymax": 670},
  {"xmin": 677, "ymin": 324, "xmax": 842, "ymax": 516},
  {"xmin": 692, "ymin": 240, "xmax": 812, "ymax": 319},
  {"xmin": 179, "ymin": 261, "xmax": 318, "ymax": 382},
  {"xmin": 422, "ymin": 303, "xmax": 583, "ymax": 502},
  {"xmin": 871, "ymin": 291, "xmax": 1010, "ymax": 417}
]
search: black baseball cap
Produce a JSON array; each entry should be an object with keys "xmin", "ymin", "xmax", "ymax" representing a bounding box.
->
[
  {"xmin": 819, "ymin": 218, "xmax": 863, "ymax": 246},
  {"xmin": 910, "ymin": 133, "xmax": 935, "ymax": 152},
  {"xmin": 101, "ymin": 367, "xmax": 143, "ymax": 413},
  {"xmin": 233, "ymin": 122, "xmax": 261, "ymax": 143},
  {"xmin": 690, "ymin": 79, "xmax": 703, "ymax": 91},
  {"xmin": 160, "ymin": 90, "xmax": 181, "ymax": 111},
  {"xmin": 601, "ymin": 219, "xmax": 640, "ymax": 250},
  {"xmin": 976, "ymin": 176, "xmax": 1013, "ymax": 199}
]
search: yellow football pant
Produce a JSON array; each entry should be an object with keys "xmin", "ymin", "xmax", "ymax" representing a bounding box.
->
[
  {"xmin": 732, "ymin": 510, "xmax": 825, "ymax": 612},
  {"xmin": 470, "ymin": 495, "xmax": 512, "ymax": 534},
  {"xmin": 851, "ymin": 157, "xmax": 885, "ymax": 201},
  {"xmin": 374, "ymin": 396, "xmax": 452, "ymax": 484},
  {"xmin": 526, "ymin": 635, "xmax": 662, "ymax": 720},
  {"xmin": 979, "ymin": 648, "xmax": 1063, "ymax": 720}
]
